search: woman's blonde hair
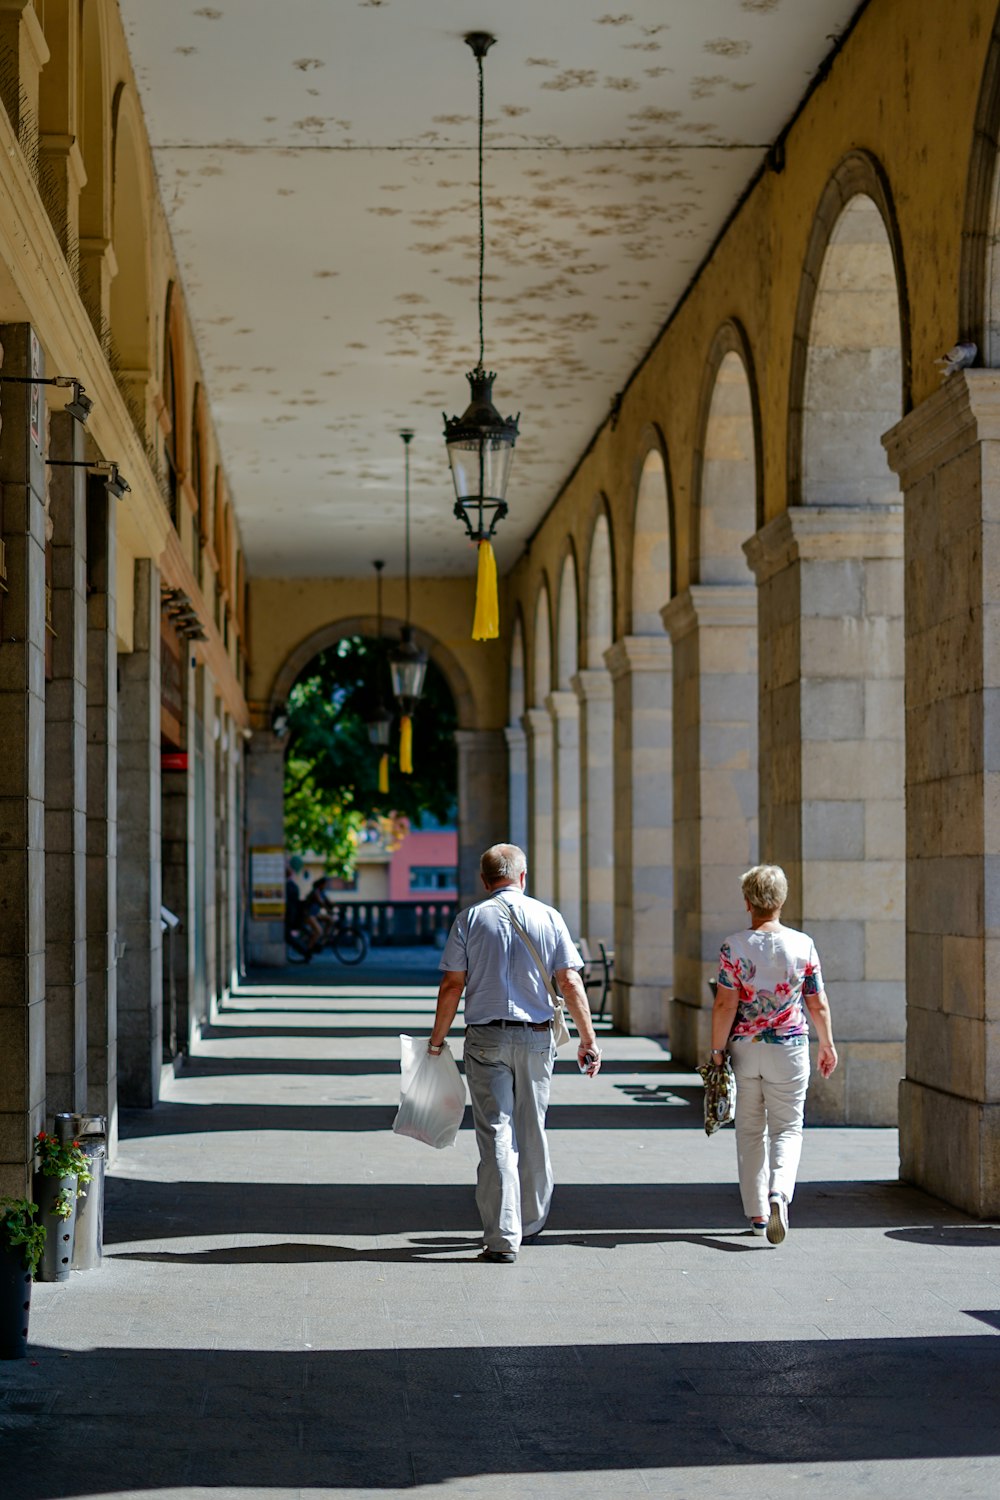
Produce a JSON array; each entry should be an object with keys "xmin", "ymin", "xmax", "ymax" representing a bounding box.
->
[{"xmin": 741, "ymin": 863, "xmax": 788, "ymax": 915}]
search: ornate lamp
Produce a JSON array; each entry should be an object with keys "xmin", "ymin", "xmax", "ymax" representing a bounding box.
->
[
  {"xmin": 443, "ymin": 31, "xmax": 520, "ymax": 641},
  {"xmin": 388, "ymin": 431, "xmax": 426, "ymax": 773},
  {"xmin": 365, "ymin": 559, "xmax": 393, "ymax": 794}
]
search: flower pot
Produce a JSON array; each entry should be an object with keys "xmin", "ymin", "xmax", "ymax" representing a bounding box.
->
[
  {"xmin": 0, "ymin": 1241, "xmax": 32, "ymax": 1359},
  {"xmin": 33, "ymin": 1173, "xmax": 77, "ymax": 1283}
]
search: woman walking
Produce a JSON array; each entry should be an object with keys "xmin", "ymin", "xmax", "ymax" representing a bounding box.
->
[{"xmin": 710, "ymin": 864, "xmax": 837, "ymax": 1244}]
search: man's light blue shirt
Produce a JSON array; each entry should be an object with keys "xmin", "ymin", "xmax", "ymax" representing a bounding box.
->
[{"xmin": 439, "ymin": 886, "xmax": 583, "ymax": 1025}]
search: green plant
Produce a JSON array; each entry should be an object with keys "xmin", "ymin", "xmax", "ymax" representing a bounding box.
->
[
  {"xmin": 0, "ymin": 1197, "xmax": 46, "ymax": 1277},
  {"xmin": 34, "ymin": 1132, "xmax": 92, "ymax": 1217}
]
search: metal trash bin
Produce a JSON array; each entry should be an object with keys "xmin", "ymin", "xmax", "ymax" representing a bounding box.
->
[{"xmin": 69, "ymin": 1115, "xmax": 107, "ymax": 1271}]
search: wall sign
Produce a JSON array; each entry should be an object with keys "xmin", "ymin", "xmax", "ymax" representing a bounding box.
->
[{"xmin": 251, "ymin": 846, "xmax": 285, "ymax": 920}]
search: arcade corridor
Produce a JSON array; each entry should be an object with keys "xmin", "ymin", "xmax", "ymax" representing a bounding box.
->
[{"xmin": 2, "ymin": 974, "xmax": 999, "ymax": 1499}]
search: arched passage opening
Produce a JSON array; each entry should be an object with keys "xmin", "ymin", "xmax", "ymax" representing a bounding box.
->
[
  {"xmin": 551, "ymin": 553, "xmax": 581, "ymax": 934},
  {"xmin": 109, "ymin": 87, "xmax": 151, "ymax": 436},
  {"xmin": 605, "ymin": 445, "xmax": 674, "ymax": 1033},
  {"xmin": 245, "ymin": 615, "xmax": 500, "ymax": 966},
  {"xmin": 666, "ymin": 335, "xmax": 760, "ymax": 1062},
  {"xmin": 576, "ymin": 508, "xmax": 615, "ymax": 943},
  {"xmin": 522, "ymin": 581, "xmax": 555, "ymax": 903},
  {"xmin": 748, "ymin": 159, "xmax": 907, "ymax": 1125},
  {"xmin": 505, "ymin": 613, "xmax": 528, "ymax": 853}
]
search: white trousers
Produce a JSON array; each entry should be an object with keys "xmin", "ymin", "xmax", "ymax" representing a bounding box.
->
[
  {"xmin": 464, "ymin": 1023, "xmax": 555, "ymax": 1254},
  {"xmin": 729, "ymin": 1039, "xmax": 810, "ymax": 1218}
]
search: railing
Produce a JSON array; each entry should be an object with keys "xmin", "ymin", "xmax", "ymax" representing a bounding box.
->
[{"xmin": 328, "ymin": 899, "xmax": 457, "ymax": 947}]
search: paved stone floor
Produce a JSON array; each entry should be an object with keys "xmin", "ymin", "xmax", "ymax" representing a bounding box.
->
[{"xmin": 3, "ymin": 969, "xmax": 1000, "ymax": 1500}]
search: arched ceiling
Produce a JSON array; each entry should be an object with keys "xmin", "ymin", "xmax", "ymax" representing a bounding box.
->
[{"xmin": 119, "ymin": 0, "xmax": 862, "ymax": 578}]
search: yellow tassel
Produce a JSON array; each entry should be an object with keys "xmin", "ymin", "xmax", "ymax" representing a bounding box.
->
[
  {"xmin": 400, "ymin": 714, "xmax": 413, "ymax": 775},
  {"xmin": 472, "ymin": 539, "xmax": 499, "ymax": 641},
  {"xmin": 378, "ymin": 752, "xmax": 389, "ymax": 795}
]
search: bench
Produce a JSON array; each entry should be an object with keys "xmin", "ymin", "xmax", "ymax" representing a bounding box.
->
[{"xmin": 578, "ymin": 938, "xmax": 615, "ymax": 1023}]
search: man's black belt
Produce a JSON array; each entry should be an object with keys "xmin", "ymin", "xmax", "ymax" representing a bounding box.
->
[{"xmin": 476, "ymin": 1018, "xmax": 551, "ymax": 1031}]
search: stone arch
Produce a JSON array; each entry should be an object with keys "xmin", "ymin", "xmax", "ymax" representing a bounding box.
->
[
  {"xmin": 631, "ymin": 439, "xmax": 673, "ymax": 633},
  {"xmin": 78, "ymin": 0, "xmax": 112, "ymax": 331},
  {"xmin": 555, "ymin": 549, "xmax": 579, "ymax": 691},
  {"xmin": 693, "ymin": 325, "xmax": 762, "ymax": 581},
  {"xmin": 961, "ymin": 3, "xmax": 1000, "ymax": 359},
  {"xmin": 268, "ymin": 615, "xmax": 476, "ymax": 733},
  {"xmin": 579, "ymin": 503, "xmax": 616, "ymax": 943},
  {"xmin": 585, "ymin": 505, "xmax": 614, "ymax": 667},
  {"xmin": 508, "ymin": 609, "xmax": 526, "ymax": 724},
  {"xmin": 531, "ymin": 577, "xmax": 553, "ymax": 708},
  {"xmin": 109, "ymin": 84, "xmax": 152, "ymax": 397},
  {"xmin": 506, "ymin": 609, "xmax": 529, "ymax": 853},
  {"xmin": 789, "ymin": 153, "xmax": 910, "ymax": 508}
]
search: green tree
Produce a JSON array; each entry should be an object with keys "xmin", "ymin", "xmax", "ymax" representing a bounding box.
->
[{"xmin": 282, "ymin": 636, "xmax": 457, "ymax": 876}]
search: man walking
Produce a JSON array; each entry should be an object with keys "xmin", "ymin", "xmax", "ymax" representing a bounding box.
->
[{"xmin": 428, "ymin": 843, "xmax": 602, "ymax": 1263}]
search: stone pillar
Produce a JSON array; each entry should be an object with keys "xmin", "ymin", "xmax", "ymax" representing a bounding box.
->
[
  {"xmin": 116, "ymin": 559, "xmax": 162, "ymax": 1108},
  {"xmin": 572, "ymin": 668, "xmax": 614, "ymax": 943},
  {"xmin": 663, "ymin": 585, "xmax": 758, "ymax": 1064},
  {"xmin": 85, "ymin": 476, "xmax": 117, "ymax": 1152},
  {"xmin": 225, "ymin": 717, "xmax": 241, "ymax": 992},
  {"xmin": 504, "ymin": 723, "xmax": 528, "ymax": 853},
  {"xmin": 546, "ymin": 690, "xmax": 581, "ymax": 936},
  {"xmin": 200, "ymin": 679, "xmax": 218, "ymax": 1011},
  {"xmin": 521, "ymin": 708, "xmax": 554, "ymax": 905},
  {"xmin": 0, "ymin": 325, "xmax": 48, "ymax": 1194},
  {"xmin": 160, "ymin": 660, "xmax": 194, "ymax": 1058},
  {"xmin": 45, "ymin": 411, "xmax": 88, "ymax": 1115},
  {"xmin": 455, "ymin": 728, "xmax": 508, "ymax": 910},
  {"xmin": 245, "ymin": 728, "xmax": 286, "ymax": 967},
  {"xmin": 744, "ymin": 506, "xmax": 904, "ymax": 1126},
  {"xmin": 605, "ymin": 636, "xmax": 673, "ymax": 1034},
  {"xmin": 883, "ymin": 372, "xmax": 1000, "ymax": 1215}
]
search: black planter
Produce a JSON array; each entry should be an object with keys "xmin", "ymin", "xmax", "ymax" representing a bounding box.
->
[
  {"xmin": 33, "ymin": 1173, "xmax": 77, "ymax": 1283},
  {"xmin": 0, "ymin": 1241, "xmax": 32, "ymax": 1359}
]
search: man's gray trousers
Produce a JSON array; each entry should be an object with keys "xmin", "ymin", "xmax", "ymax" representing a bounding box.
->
[{"xmin": 463, "ymin": 1022, "xmax": 555, "ymax": 1254}]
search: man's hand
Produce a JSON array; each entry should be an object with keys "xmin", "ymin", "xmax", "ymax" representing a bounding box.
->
[{"xmin": 578, "ymin": 1043, "xmax": 601, "ymax": 1078}]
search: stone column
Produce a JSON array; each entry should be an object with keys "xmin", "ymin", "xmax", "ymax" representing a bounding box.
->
[
  {"xmin": 546, "ymin": 690, "xmax": 581, "ymax": 936},
  {"xmin": 45, "ymin": 411, "xmax": 88, "ymax": 1115},
  {"xmin": 225, "ymin": 717, "xmax": 241, "ymax": 992},
  {"xmin": 572, "ymin": 668, "xmax": 614, "ymax": 943},
  {"xmin": 245, "ymin": 727, "xmax": 286, "ymax": 967},
  {"xmin": 85, "ymin": 475, "xmax": 117, "ymax": 1152},
  {"xmin": 455, "ymin": 728, "xmax": 508, "ymax": 910},
  {"xmin": 0, "ymin": 325, "xmax": 48, "ymax": 1194},
  {"xmin": 744, "ymin": 506, "xmax": 904, "ymax": 1126},
  {"xmin": 605, "ymin": 636, "xmax": 673, "ymax": 1034},
  {"xmin": 160, "ymin": 663, "xmax": 194, "ymax": 1058},
  {"xmin": 663, "ymin": 585, "xmax": 758, "ymax": 1064},
  {"xmin": 504, "ymin": 723, "xmax": 528, "ymax": 853},
  {"xmin": 883, "ymin": 372, "xmax": 1000, "ymax": 1215},
  {"xmin": 200, "ymin": 679, "xmax": 218, "ymax": 1012},
  {"xmin": 521, "ymin": 708, "xmax": 554, "ymax": 905},
  {"xmin": 116, "ymin": 559, "xmax": 162, "ymax": 1108}
]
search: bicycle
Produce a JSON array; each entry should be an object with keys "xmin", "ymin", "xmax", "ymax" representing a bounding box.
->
[{"xmin": 285, "ymin": 905, "xmax": 369, "ymax": 966}]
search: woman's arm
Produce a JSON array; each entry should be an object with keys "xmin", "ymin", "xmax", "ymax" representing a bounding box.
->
[
  {"xmin": 710, "ymin": 987, "xmax": 739, "ymax": 1059},
  {"xmin": 803, "ymin": 988, "xmax": 838, "ymax": 1077}
]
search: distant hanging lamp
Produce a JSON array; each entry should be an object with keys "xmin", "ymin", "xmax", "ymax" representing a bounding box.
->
[
  {"xmin": 443, "ymin": 31, "xmax": 519, "ymax": 642},
  {"xmin": 365, "ymin": 560, "xmax": 393, "ymax": 796},
  {"xmin": 389, "ymin": 431, "xmax": 427, "ymax": 774}
]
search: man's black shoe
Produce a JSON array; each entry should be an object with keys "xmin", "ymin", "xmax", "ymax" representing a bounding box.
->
[{"xmin": 479, "ymin": 1249, "xmax": 516, "ymax": 1264}]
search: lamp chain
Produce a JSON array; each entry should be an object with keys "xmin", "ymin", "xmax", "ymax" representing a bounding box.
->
[
  {"xmin": 404, "ymin": 437, "xmax": 411, "ymax": 627},
  {"xmin": 477, "ymin": 48, "xmax": 485, "ymax": 371}
]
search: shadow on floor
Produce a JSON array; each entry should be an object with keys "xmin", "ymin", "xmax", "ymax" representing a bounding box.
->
[
  {"xmin": 101, "ymin": 1176, "xmax": 966, "ymax": 1247},
  {"xmin": 2, "ymin": 1336, "xmax": 1000, "ymax": 1494}
]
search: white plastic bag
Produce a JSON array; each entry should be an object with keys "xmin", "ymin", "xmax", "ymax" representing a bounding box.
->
[{"xmin": 392, "ymin": 1035, "xmax": 467, "ymax": 1149}]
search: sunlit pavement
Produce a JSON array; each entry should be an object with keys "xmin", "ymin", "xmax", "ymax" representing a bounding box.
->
[{"xmin": 3, "ymin": 971, "xmax": 1000, "ymax": 1500}]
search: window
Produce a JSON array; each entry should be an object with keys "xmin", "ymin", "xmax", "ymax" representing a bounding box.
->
[{"xmin": 409, "ymin": 866, "xmax": 457, "ymax": 892}]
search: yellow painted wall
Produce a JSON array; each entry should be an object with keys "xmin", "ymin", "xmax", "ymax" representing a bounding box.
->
[
  {"xmin": 248, "ymin": 575, "xmax": 508, "ymax": 732},
  {"xmin": 504, "ymin": 0, "xmax": 998, "ymax": 690}
]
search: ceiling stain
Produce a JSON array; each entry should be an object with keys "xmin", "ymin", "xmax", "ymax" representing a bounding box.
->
[{"xmin": 704, "ymin": 37, "xmax": 752, "ymax": 57}]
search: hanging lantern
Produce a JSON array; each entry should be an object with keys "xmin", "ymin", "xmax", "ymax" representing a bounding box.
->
[
  {"xmin": 364, "ymin": 559, "xmax": 395, "ymax": 793},
  {"xmin": 388, "ymin": 433, "xmax": 426, "ymax": 774},
  {"xmin": 442, "ymin": 32, "xmax": 520, "ymax": 641}
]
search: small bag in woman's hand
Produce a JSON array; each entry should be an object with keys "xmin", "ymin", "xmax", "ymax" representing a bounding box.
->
[{"xmin": 697, "ymin": 1055, "xmax": 736, "ymax": 1135}]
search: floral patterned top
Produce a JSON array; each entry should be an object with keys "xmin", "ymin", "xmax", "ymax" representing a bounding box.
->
[{"xmin": 717, "ymin": 925, "xmax": 823, "ymax": 1046}]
